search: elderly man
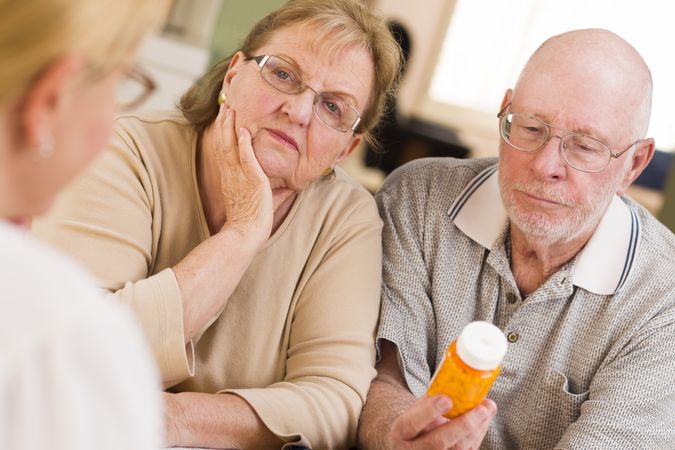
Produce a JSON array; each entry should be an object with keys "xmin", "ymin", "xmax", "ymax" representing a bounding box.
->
[{"xmin": 358, "ymin": 29, "xmax": 675, "ymax": 449}]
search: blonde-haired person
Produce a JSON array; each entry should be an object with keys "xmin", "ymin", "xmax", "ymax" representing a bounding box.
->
[
  {"xmin": 33, "ymin": 0, "xmax": 401, "ymax": 448},
  {"xmin": 0, "ymin": 0, "xmax": 169, "ymax": 449}
]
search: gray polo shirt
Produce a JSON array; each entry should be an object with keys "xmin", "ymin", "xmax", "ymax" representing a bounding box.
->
[{"xmin": 376, "ymin": 157, "xmax": 675, "ymax": 449}]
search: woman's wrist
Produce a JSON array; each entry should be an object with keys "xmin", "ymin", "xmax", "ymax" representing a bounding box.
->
[
  {"xmin": 162, "ymin": 392, "xmax": 187, "ymax": 447},
  {"xmin": 217, "ymin": 220, "xmax": 270, "ymax": 251}
]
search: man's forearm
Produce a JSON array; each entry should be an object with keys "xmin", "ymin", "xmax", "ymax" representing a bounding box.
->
[
  {"xmin": 164, "ymin": 391, "xmax": 281, "ymax": 449},
  {"xmin": 358, "ymin": 375, "xmax": 417, "ymax": 450}
]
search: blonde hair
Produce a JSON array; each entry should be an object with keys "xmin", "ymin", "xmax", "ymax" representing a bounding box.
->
[
  {"xmin": 180, "ymin": 0, "xmax": 402, "ymax": 148},
  {"xmin": 0, "ymin": 0, "xmax": 169, "ymax": 104}
]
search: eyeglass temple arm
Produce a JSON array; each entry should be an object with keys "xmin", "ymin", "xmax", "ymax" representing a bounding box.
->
[
  {"xmin": 245, "ymin": 55, "xmax": 270, "ymax": 67},
  {"xmin": 611, "ymin": 140, "xmax": 642, "ymax": 158},
  {"xmin": 350, "ymin": 117, "xmax": 361, "ymax": 132},
  {"xmin": 497, "ymin": 102, "xmax": 511, "ymax": 118}
]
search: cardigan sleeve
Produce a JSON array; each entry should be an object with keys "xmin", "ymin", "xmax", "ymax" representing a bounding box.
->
[
  {"xmin": 224, "ymin": 195, "xmax": 383, "ymax": 450},
  {"xmin": 32, "ymin": 127, "xmax": 193, "ymax": 387}
]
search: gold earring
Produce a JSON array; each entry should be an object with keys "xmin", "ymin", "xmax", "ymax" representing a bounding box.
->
[
  {"xmin": 321, "ymin": 167, "xmax": 335, "ymax": 178},
  {"xmin": 218, "ymin": 91, "xmax": 227, "ymax": 106}
]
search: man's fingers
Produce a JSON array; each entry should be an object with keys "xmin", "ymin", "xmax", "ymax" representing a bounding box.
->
[
  {"xmin": 450, "ymin": 400, "xmax": 496, "ymax": 432},
  {"xmin": 423, "ymin": 414, "xmax": 449, "ymax": 434},
  {"xmin": 440, "ymin": 400, "xmax": 495, "ymax": 446},
  {"xmin": 391, "ymin": 395, "xmax": 452, "ymax": 441},
  {"xmin": 407, "ymin": 400, "xmax": 496, "ymax": 450},
  {"xmin": 452, "ymin": 401, "xmax": 496, "ymax": 449}
]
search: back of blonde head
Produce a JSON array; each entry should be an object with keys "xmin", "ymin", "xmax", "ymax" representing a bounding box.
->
[{"xmin": 0, "ymin": 0, "xmax": 168, "ymax": 104}]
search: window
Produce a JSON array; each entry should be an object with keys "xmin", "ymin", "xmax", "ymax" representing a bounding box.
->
[{"xmin": 429, "ymin": 0, "xmax": 675, "ymax": 150}]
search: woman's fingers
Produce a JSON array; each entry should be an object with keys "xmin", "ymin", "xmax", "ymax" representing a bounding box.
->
[
  {"xmin": 220, "ymin": 104, "xmax": 239, "ymax": 163},
  {"xmin": 237, "ymin": 126, "xmax": 266, "ymax": 180},
  {"xmin": 204, "ymin": 103, "xmax": 273, "ymax": 240},
  {"xmin": 216, "ymin": 104, "xmax": 264, "ymax": 180},
  {"xmin": 211, "ymin": 104, "xmax": 231, "ymax": 166}
]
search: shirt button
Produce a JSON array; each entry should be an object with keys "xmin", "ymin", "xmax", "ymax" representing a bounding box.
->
[
  {"xmin": 507, "ymin": 332, "xmax": 519, "ymax": 343},
  {"xmin": 506, "ymin": 293, "xmax": 517, "ymax": 304}
]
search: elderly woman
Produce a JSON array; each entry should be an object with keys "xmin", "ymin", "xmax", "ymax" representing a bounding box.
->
[
  {"xmin": 33, "ymin": 0, "xmax": 401, "ymax": 448},
  {"xmin": 0, "ymin": 0, "xmax": 169, "ymax": 449}
]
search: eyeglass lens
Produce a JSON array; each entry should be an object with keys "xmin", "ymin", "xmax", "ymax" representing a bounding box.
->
[
  {"xmin": 501, "ymin": 113, "xmax": 610, "ymax": 172},
  {"xmin": 258, "ymin": 55, "xmax": 359, "ymax": 132}
]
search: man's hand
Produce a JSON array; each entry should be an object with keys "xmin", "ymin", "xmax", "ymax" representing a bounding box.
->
[
  {"xmin": 358, "ymin": 341, "xmax": 496, "ymax": 450},
  {"xmin": 389, "ymin": 394, "xmax": 496, "ymax": 449}
]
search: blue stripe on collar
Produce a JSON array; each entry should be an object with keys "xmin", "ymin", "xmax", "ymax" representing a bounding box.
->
[
  {"xmin": 448, "ymin": 164, "xmax": 507, "ymax": 250},
  {"xmin": 449, "ymin": 165, "xmax": 498, "ymax": 221},
  {"xmin": 572, "ymin": 196, "xmax": 641, "ymax": 295},
  {"xmin": 616, "ymin": 208, "xmax": 640, "ymax": 292}
]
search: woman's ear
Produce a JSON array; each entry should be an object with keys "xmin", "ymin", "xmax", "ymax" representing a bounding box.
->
[
  {"xmin": 334, "ymin": 134, "xmax": 363, "ymax": 165},
  {"xmin": 222, "ymin": 51, "xmax": 244, "ymax": 92},
  {"xmin": 19, "ymin": 55, "xmax": 85, "ymax": 151}
]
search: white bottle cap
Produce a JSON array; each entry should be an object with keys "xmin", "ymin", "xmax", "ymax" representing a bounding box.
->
[{"xmin": 456, "ymin": 321, "xmax": 508, "ymax": 371}]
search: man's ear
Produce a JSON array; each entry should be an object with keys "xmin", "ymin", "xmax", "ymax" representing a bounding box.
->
[
  {"xmin": 616, "ymin": 138, "xmax": 655, "ymax": 195},
  {"xmin": 19, "ymin": 55, "xmax": 85, "ymax": 151},
  {"xmin": 500, "ymin": 89, "xmax": 513, "ymax": 112}
]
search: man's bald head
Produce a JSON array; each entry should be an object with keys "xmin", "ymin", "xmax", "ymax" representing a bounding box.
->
[{"xmin": 514, "ymin": 29, "xmax": 652, "ymax": 139}]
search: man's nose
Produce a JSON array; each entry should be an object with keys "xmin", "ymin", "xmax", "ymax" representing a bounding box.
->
[{"xmin": 530, "ymin": 134, "xmax": 568, "ymax": 179}]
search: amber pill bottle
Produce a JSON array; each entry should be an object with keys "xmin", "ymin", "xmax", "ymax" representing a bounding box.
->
[{"xmin": 427, "ymin": 321, "xmax": 508, "ymax": 419}]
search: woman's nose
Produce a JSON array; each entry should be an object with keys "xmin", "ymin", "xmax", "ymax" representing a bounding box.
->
[{"xmin": 281, "ymin": 90, "xmax": 315, "ymax": 127}]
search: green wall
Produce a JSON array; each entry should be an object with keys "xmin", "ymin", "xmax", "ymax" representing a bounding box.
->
[
  {"xmin": 659, "ymin": 161, "xmax": 675, "ymax": 233},
  {"xmin": 209, "ymin": 1, "xmax": 286, "ymax": 66}
]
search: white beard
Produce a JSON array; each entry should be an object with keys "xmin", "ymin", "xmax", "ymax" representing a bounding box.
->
[{"xmin": 498, "ymin": 175, "xmax": 617, "ymax": 244}]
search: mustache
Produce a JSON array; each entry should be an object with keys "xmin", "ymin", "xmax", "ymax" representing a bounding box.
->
[{"xmin": 511, "ymin": 181, "xmax": 575, "ymax": 207}]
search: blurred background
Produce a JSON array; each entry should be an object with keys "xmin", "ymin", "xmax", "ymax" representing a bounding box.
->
[{"xmin": 125, "ymin": 0, "xmax": 675, "ymax": 232}]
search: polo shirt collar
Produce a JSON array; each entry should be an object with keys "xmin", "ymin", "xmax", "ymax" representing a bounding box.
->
[{"xmin": 448, "ymin": 164, "xmax": 640, "ymax": 295}]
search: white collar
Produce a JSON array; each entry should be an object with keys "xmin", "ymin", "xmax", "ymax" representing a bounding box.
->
[{"xmin": 448, "ymin": 164, "xmax": 640, "ymax": 295}]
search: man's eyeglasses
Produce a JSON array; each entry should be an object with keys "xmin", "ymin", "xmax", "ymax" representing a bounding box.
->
[
  {"xmin": 116, "ymin": 66, "xmax": 156, "ymax": 111},
  {"xmin": 497, "ymin": 104, "xmax": 640, "ymax": 173},
  {"xmin": 246, "ymin": 54, "xmax": 361, "ymax": 133}
]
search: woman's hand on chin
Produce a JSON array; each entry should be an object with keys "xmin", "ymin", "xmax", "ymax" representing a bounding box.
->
[{"xmin": 208, "ymin": 104, "xmax": 273, "ymax": 245}]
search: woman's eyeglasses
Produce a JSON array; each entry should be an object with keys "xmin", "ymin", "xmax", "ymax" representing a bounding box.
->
[{"xmin": 246, "ymin": 54, "xmax": 361, "ymax": 133}]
